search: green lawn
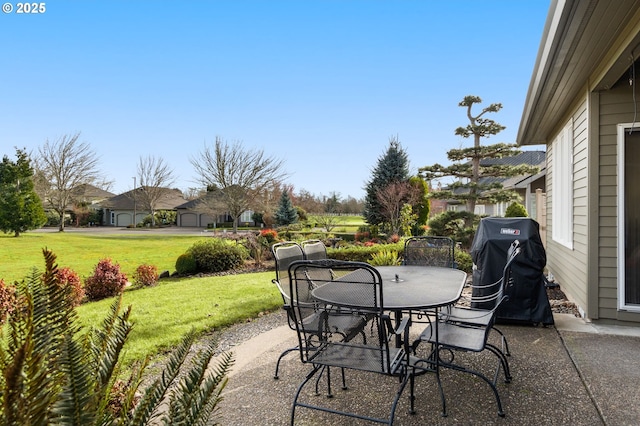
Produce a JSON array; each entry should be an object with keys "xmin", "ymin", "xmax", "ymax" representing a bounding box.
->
[
  {"xmin": 0, "ymin": 231, "xmax": 282, "ymax": 367},
  {"xmin": 0, "ymin": 232, "xmax": 203, "ymax": 283},
  {"xmin": 76, "ymin": 271, "xmax": 281, "ymax": 367}
]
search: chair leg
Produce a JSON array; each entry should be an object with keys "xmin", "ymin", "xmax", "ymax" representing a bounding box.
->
[
  {"xmin": 291, "ymin": 364, "xmax": 322, "ymax": 426},
  {"xmin": 274, "ymin": 347, "xmax": 298, "ymax": 379},
  {"xmin": 486, "ymin": 343, "xmax": 512, "ymax": 383},
  {"xmin": 491, "ymin": 326, "xmax": 511, "ymax": 356}
]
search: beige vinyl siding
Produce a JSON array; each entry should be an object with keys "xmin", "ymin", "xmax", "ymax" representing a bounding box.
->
[
  {"xmin": 599, "ymin": 83, "xmax": 640, "ymax": 322},
  {"xmin": 546, "ymin": 98, "xmax": 589, "ymax": 312}
]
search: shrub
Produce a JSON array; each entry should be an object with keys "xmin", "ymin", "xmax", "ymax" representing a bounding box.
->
[
  {"xmin": 84, "ymin": 258, "xmax": 128, "ymax": 301},
  {"xmin": 55, "ymin": 266, "xmax": 85, "ymax": 306},
  {"xmin": 427, "ymin": 211, "xmax": 480, "ymax": 249},
  {"xmin": 455, "ymin": 250, "xmax": 473, "ymax": 274},
  {"xmin": 187, "ymin": 238, "xmax": 249, "ymax": 273},
  {"xmin": 369, "ymin": 249, "xmax": 401, "ymax": 266},
  {"xmin": 133, "ymin": 263, "xmax": 159, "ymax": 287},
  {"xmin": 259, "ymin": 228, "xmax": 279, "ymax": 244},
  {"xmin": 0, "ymin": 249, "xmax": 233, "ymax": 425},
  {"xmin": 505, "ymin": 201, "xmax": 529, "ymax": 217},
  {"xmin": 175, "ymin": 252, "xmax": 198, "ymax": 275},
  {"xmin": 0, "ymin": 278, "xmax": 16, "ymax": 324}
]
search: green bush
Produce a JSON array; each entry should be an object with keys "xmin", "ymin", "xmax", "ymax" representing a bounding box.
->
[
  {"xmin": 175, "ymin": 252, "xmax": 198, "ymax": 275},
  {"xmin": 328, "ymin": 242, "xmax": 404, "ymax": 263},
  {"xmin": 454, "ymin": 250, "xmax": 473, "ymax": 274},
  {"xmin": 427, "ymin": 211, "xmax": 479, "ymax": 249},
  {"xmin": 187, "ymin": 238, "xmax": 249, "ymax": 273},
  {"xmin": 505, "ymin": 201, "xmax": 528, "ymax": 217},
  {"xmin": 369, "ymin": 249, "xmax": 401, "ymax": 266}
]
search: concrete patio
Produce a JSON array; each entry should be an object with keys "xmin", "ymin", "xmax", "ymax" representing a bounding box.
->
[{"xmin": 215, "ymin": 313, "xmax": 640, "ymax": 425}]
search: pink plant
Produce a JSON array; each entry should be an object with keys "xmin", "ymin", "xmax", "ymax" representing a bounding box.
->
[
  {"xmin": 84, "ymin": 258, "xmax": 128, "ymax": 301},
  {"xmin": 0, "ymin": 279, "xmax": 16, "ymax": 324},
  {"xmin": 133, "ymin": 264, "xmax": 159, "ymax": 287},
  {"xmin": 56, "ymin": 267, "xmax": 85, "ymax": 307}
]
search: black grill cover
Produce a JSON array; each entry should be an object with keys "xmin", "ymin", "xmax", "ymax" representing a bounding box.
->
[{"xmin": 470, "ymin": 217, "xmax": 554, "ymax": 325}]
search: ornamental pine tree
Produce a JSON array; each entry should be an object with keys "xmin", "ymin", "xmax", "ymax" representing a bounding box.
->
[
  {"xmin": 363, "ymin": 137, "xmax": 411, "ymax": 226},
  {"xmin": 0, "ymin": 148, "xmax": 47, "ymax": 237},
  {"xmin": 419, "ymin": 96, "xmax": 539, "ymax": 228},
  {"xmin": 275, "ymin": 190, "xmax": 298, "ymax": 226}
]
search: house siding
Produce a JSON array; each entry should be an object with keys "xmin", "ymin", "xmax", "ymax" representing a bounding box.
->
[
  {"xmin": 546, "ymin": 98, "xmax": 590, "ymax": 313},
  {"xmin": 598, "ymin": 83, "xmax": 640, "ymax": 322}
]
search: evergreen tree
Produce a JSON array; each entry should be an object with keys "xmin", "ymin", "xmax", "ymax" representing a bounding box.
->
[
  {"xmin": 0, "ymin": 148, "xmax": 47, "ymax": 237},
  {"xmin": 363, "ymin": 136, "xmax": 410, "ymax": 226},
  {"xmin": 419, "ymin": 96, "xmax": 539, "ymax": 228},
  {"xmin": 274, "ymin": 190, "xmax": 298, "ymax": 226}
]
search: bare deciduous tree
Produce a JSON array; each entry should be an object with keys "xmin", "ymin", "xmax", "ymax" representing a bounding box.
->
[
  {"xmin": 376, "ymin": 181, "xmax": 420, "ymax": 236},
  {"xmin": 135, "ymin": 155, "xmax": 177, "ymax": 226},
  {"xmin": 190, "ymin": 137, "xmax": 288, "ymax": 233},
  {"xmin": 36, "ymin": 133, "xmax": 101, "ymax": 231}
]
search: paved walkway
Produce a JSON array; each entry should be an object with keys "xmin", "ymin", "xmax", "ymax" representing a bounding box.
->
[{"xmin": 215, "ymin": 313, "xmax": 640, "ymax": 425}]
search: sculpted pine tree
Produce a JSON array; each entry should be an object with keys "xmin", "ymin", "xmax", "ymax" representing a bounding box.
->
[{"xmin": 419, "ymin": 96, "xmax": 539, "ymax": 227}]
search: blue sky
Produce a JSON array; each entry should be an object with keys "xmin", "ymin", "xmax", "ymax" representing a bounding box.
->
[{"xmin": 1, "ymin": 1, "xmax": 549, "ymax": 200}]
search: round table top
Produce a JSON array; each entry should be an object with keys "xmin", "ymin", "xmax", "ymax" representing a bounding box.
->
[{"xmin": 312, "ymin": 265, "xmax": 467, "ymax": 310}]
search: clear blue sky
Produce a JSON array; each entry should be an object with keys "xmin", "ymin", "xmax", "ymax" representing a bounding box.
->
[{"xmin": 1, "ymin": 1, "xmax": 550, "ymax": 200}]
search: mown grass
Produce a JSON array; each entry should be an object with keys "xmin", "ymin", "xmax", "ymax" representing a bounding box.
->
[
  {"xmin": 0, "ymin": 230, "xmax": 282, "ymax": 367},
  {"xmin": 76, "ymin": 272, "xmax": 281, "ymax": 367},
  {"xmin": 0, "ymin": 231, "xmax": 203, "ymax": 283}
]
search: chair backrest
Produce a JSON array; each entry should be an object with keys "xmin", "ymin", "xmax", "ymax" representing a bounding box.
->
[
  {"xmin": 479, "ymin": 240, "xmax": 522, "ymax": 314},
  {"xmin": 271, "ymin": 241, "xmax": 304, "ymax": 303},
  {"xmin": 288, "ymin": 260, "xmax": 393, "ymax": 370},
  {"xmin": 403, "ymin": 236, "xmax": 455, "ymax": 267},
  {"xmin": 301, "ymin": 239, "xmax": 328, "ymax": 260}
]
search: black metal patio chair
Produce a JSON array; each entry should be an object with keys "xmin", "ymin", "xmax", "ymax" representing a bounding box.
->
[
  {"xmin": 271, "ymin": 243, "xmax": 368, "ymax": 380},
  {"xmin": 289, "ymin": 260, "xmax": 420, "ymax": 425},
  {"xmin": 403, "ymin": 236, "xmax": 455, "ymax": 268},
  {"xmin": 271, "ymin": 241, "xmax": 305, "ymax": 379},
  {"xmin": 412, "ymin": 243, "xmax": 521, "ymax": 418},
  {"xmin": 301, "ymin": 239, "xmax": 328, "ymax": 260},
  {"xmin": 439, "ymin": 239, "xmax": 521, "ymax": 356}
]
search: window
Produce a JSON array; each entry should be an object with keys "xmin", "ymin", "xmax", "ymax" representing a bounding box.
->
[{"xmin": 551, "ymin": 121, "xmax": 573, "ymax": 248}]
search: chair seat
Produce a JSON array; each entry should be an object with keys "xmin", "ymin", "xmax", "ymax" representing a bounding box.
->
[
  {"xmin": 440, "ymin": 306, "xmax": 492, "ymax": 326},
  {"xmin": 418, "ymin": 321, "xmax": 487, "ymax": 353},
  {"xmin": 311, "ymin": 343, "xmax": 406, "ymax": 376}
]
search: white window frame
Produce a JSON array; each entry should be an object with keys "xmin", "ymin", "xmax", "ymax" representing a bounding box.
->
[
  {"xmin": 617, "ymin": 123, "xmax": 640, "ymax": 311},
  {"xmin": 551, "ymin": 120, "xmax": 574, "ymax": 249}
]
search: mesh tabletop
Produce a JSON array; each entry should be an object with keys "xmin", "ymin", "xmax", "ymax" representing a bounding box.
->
[{"xmin": 312, "ymin": 265, "xmax": 466, "ymax": 311}]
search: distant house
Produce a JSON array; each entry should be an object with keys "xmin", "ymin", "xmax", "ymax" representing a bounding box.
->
[
  {"xmin": 102, "ymin": 187, "xmax": 185, "ymax": 227},
  {"xmin": 517, "ymin": 0, "xmax": 640, "ymax": 324},
  {"xmin": 436, "ymin": 151, "xmax": 546, "ymax": 219},
  {"xmin": 69, "ymin": 183, "xmax": 115, "ymax": 206},
  {"xmin": 175, "ymin": 192, "xmax": 255, "ymax": 228}
]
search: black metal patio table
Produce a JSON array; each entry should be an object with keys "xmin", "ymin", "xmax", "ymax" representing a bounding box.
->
[
  {"xmin": 311, "ymin": 264, "xmax": 467, "ymax": 415},
  {"xmin": 311, "ymin": 265, "xmax": 467, "ymax": 312}
]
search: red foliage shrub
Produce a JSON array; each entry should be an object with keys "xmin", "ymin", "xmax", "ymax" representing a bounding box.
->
[
  {"xmin": 259, "ymin": 228, "xmax": 279, "ymax": 244},
  {"xmin": 355, "ymin": 231, "xmax": 370, "ymax": 242},
  {"xmin": 84, "ymin": 258, "xmax": 128, "ymax": 302},
  {"xmin": 388, "ymin": 234, "xmax": 400, "ymax": 244},
  {"xmin": 56, "ymin": 267, "xmax": 85, "ymax": 307},
  {"xmin": 0, "ymin": 279, "xmax": 16, "ymax": 324},
  {"xmin": 133, "ymin": 264, "xmax": 159, "ymax": 287}
]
